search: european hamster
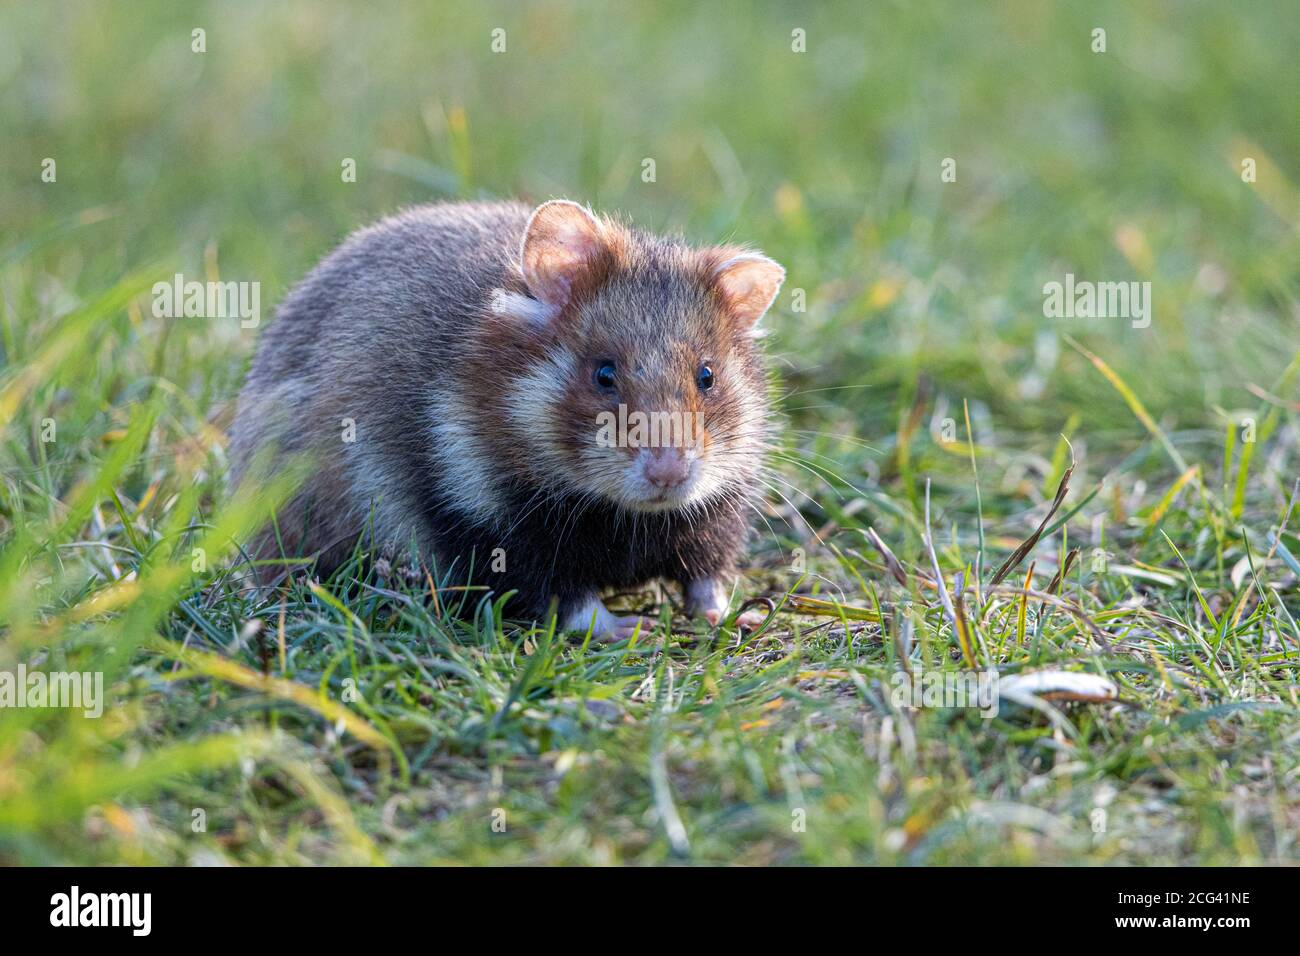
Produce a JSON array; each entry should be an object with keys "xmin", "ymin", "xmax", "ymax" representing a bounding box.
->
[{"xmin": 229, "ymin": 200, "xmax": 783, "ymax": 638}]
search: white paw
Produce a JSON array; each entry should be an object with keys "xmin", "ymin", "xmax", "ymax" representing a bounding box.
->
[
  {"xmin": 606, "ymin": 614, "xmax": 657, "ymax": 642},
  {"xmin": 562, "ymin": 596, "xmax": 655, "ymax": 642},
  {"xmin": 686, "ymin": 578, "xmax": 768, "ymax": 631},
  {"xmin": 701, "ymin": 606, "xmax": 767, "ymax": 630},
  {"xmin": 685, "ymin": 577, "xmax": 726, "ymax": 619}
]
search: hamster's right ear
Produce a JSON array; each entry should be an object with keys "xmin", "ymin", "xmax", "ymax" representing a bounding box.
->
[{"xmin": 519, "ymin": 200, "xmax": 611, "ymax": 315}]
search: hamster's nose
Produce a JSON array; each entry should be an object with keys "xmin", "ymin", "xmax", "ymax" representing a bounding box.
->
[{"xmin": 641, "ymin": 448, "xmax": 691, "ymax": 489}]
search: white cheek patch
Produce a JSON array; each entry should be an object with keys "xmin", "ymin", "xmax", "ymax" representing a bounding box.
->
[
  {"xmin": 490, "ymin": 288, "xmax": 559, "ymax": 327},
  {"xmin": 686, "ymin": 381, "xmax": 767, "ymax": 506},
  {"xmin": 504, "ymin": 347, "xmax": 581, "ymax": 486}
]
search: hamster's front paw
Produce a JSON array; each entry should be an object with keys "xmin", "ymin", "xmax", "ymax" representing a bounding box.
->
[
  {"xmin": 562, "ymin": 596, "xmax": 655, "ymax": 642},
  {"xmin": 684, "ymin": 577, "xmax": 766, "ymax": 630}
]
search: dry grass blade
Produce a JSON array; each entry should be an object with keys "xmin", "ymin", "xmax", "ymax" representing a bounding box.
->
[
  {"xmin": 951, "ymin": 572, "xmax": 978, "ymax": 668},
  {"xmin": 1046, "ymin": 548, "xmax": 1080, "ymax": 596},
  {"xmin": 985, "ymin": 583, "xmax": 1114, "ymax": 652},
  {"xmin": 1065, "ymin": 335, "xmax": 1190, "ymax": 474},
  {"xmin": 1145, "ymin": 465, "xmax": 1201, "ymax": 533},
  {"xmin": 1016, "ymin": 561, "xmax": 1035, "ymax": 644},
  {"xmin": 785, "ymin": 595, "xmax": 881, "ymax": 621},
  {"xmin": 865, "ymin": 526, "xmax": 908, "ymax": 586},
  {"xmin": 923, "ymin": 479, "xmax": 972, "ymax": 665},
  {"xmin": 989, "ymin": 464, "xmax": 1073, "ymax": 588},
  {"xmin": 923, "ymin": 480, "xmax": 957, "ymax": 622}
]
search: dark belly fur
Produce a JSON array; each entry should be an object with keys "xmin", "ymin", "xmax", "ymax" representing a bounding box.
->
[{"xmin": 416, "ymin": 484, "xmax": 749, "ymax": 619}]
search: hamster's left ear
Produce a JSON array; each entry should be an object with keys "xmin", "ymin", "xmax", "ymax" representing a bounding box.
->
[{"xmin": 709, "ymin": 252, "xmax": 786, "ymax": 330}]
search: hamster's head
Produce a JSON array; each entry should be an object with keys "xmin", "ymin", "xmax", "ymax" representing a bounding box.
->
[{"xmin": 490, "ymin": 200, "xmax": 782, "ymax": 513}]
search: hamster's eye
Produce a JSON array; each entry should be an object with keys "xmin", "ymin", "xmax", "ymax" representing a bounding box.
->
[
  {"xmin": 594, "ymin": 361, "xmax": 617, "ymax": 390},
  {"xmin": 696, "ymin": 364, "xmax": 715, "ymax": 391}
]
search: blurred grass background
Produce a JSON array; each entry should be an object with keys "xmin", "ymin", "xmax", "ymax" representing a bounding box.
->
[
  {"xmin": 1, "ymin": 0, "xmax": 1298, "ymax": 865},
  {"xmin": 6, "ymin": 0, "xmax": 1298, "ymax": 427}
]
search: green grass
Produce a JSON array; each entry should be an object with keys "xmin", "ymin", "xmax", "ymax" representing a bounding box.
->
[{"xmin": 2, "ymin": 0, "xmax": 1298, "ymax": 865}]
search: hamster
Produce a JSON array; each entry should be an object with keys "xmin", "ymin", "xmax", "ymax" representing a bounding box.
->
[{"xmin": 229, "ymin": 199, "xmax": 783, "ymax": 638}]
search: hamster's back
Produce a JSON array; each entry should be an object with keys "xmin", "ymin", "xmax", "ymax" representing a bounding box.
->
[
  {"xmin": 242, "ymin": 200, "xmax": 531, "ymax": 386},
  {"xmin": 229, "ymin": 200, "xmax": 532, "ymax": 571}
]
